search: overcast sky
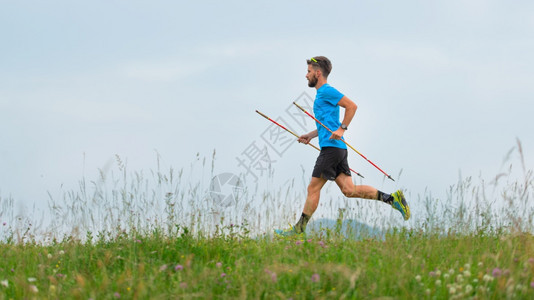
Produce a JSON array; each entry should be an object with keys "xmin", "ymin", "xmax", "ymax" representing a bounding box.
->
[{"xmin": 1, "ymin": 0, "xmax": 533, "ymax": 215}]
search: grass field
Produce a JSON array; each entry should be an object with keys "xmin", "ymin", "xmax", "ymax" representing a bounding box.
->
[
  {"xmin": 1, "ymin": 228, "xmax": 534, "ymax": 299},
  {"xmin": 1, "ymin": 144, "xmax": 533, "ymax": 299}
]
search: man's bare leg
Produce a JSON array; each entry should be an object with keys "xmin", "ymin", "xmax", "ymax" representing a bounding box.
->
[
  {"xmin": 335, "ymin": 173, "xmax": 379, "ymax": 199},
  {"xmin": 334, "ymin": 173, "xmax": 411, "ymax": 220},
  {"xmin": 292, "ymin": 176, "xmax": 327, "ymax": 233},
  {"xmin": 303, "ymin": 176, "xmax": 328, "ymax": 215}
]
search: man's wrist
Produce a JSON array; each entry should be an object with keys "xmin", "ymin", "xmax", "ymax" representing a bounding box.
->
[{"xmin": 340, "ymin": 124, "xmax": 348, "ymax": 130}]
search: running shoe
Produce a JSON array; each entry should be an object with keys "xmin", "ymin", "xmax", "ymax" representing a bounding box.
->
[
  {"xmin": 391, "ymin": 190, "xmax": 410, "ymax": 220},
  {"xmin": 274, "ymin": 225, "xmax": 301, "ymax": 237}
]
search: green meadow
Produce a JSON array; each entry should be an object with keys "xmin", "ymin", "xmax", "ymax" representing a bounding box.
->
[{"xmin": 1, "ymin": 146, "xmax": 533, "ymax": 299}]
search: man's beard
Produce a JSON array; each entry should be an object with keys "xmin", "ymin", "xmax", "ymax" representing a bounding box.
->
[{"xmin": 307, "ymin": 76, "xmax": 317, "ymax": 87}]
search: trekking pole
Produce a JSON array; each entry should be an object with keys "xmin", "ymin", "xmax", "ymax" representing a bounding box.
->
[
  {"xmin": 292, "ymin": 102, "xmax": 395, "ymax": 181},
  {"xmin": 255, "ymin": 110, "xmax": 364, "ymax": 178}
]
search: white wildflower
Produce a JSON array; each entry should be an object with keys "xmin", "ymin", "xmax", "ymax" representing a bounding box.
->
[
  {"xmin": 1, "ymin": 280, "xmax": 8, "ymax": 288},
  {"xmin": 436, "ymin": 280, "xmax": 442, "ymax": 287},
  {"xmin": 415, "ymin": 275, "xmax": 422, "ymax": 282},
  {"xmin": 29, "ymin": 285, "xmax": 38, "ymax": 293},
  {"xmin": 28, "ymin": 277, "xmax": 37, "ymax": 282},
  {"xmin": 465, "ymin": 284, "xmax": 473, "ymax": 293},
  {"xmin": 464, "ymin": 263, "xmax": 471, "ymax": 270}
]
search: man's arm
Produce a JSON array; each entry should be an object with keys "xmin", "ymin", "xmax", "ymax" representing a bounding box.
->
[
  {"xmin": 330, "ymin": 96, "xmax": 357, "ymax": 140},
  {"xmin": 298, "ymin": 129, "xmax": 318, "ymax": 144}
]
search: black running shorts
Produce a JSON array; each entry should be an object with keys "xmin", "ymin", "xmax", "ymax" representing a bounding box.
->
[{"xmin": 312, "ymin": 147, "xmax": 351, "ymax": 181}]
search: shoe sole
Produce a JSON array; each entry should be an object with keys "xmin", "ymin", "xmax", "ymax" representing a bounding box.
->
[{"xmin": 393, "ymin": 191, "xmax": 410, "ymax": 221}]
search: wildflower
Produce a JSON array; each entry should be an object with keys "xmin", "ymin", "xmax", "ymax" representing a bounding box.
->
[
  {"xmin": 59, "ymin": 250, "xmax": 65, "ymax": 255},
  {"xmin": 29, "ymin": 285, "xmax": 38, "ymax": 293},
  {"xmin": 530, "ymin": 281, "xmax": 534, "ymax": 289},
  {"xmin": 180, "ymin": 282, "xmax": 187, "ymax": 289},
  {"xmin": 270, "ymin": 272, "xmax": 277, "ymax": 282},
  {"xmin": 47, "ymin": 253, "xmax": 52, "ymax": 259},
  {"xmin": 456, "ymin": 274, "xmax": 464, "ymax": 283},
  {"xmin": 296, "ymin": 240, "xmax": 303, "ymax": 245},
  {"xmin": 464, "ymin": 263, "xmax": 471, "ymax": 270},
  {"xmin": 425, "ymin": 289, "xmax": 431, "ymax": 295},
  {"xmin": 429, "ymin": 271, "xmax": 436, "ymax": 277},
  {"xmin": 2, "ymin": 222, "xmax": 5, "ymax": 226},
  {"xmin": 1, "ymin": 280, "xmax": 8, "ymax": 288},
  {"xmin": 415, "ymin": 275, "xmax": 422, "ymax": 282},
  {"xmin": 49, "ymin": 285, "xmax": 57, "ymax": 294},
  {"xmin": 444, "ymin": 273, "xmax": 450, "ymax": 280},
  {"xmin": 492, "ymin": 268, "xmax": 502, "ymax": 278},
  {"xmin": 463, "ymin": 270, "xmax": 471, "ymax": 277},
  {"xmin": 159, "ymin": 264, "xmax": 168, "ymax": 272},
  {"xmin": 483, "ymin": 274, "xmax": 494, "ymax": 282},
  {"xmin": 114, "ymin": 292, "xmax": 120, "ymax": 298},
  {"xmin": 465, "ymin": 284, "xmax": 473, "ymax": 293},
  {"xmin": 478, "ymin": 261, "xmax": 483, "ymax": 268},
  {"xmin": 28, "ymin": 277, "xmax": 37, "ymax": 282},
  {"xmin": 318, "ymin": 241, "xmax": 325, "ymax": 248},
  {"xmin": 449, "ymin": 268, "xmax": 455, "ymax": 275},
  {"xmin": 175, "ymin": 264, "xmax": 183, "ymax": 271},
  {"xmin": 449, "ymin": 286, "xmax": 456, "ymax": 294},
  {"xmin": 136, "ymin": 240, "xmax": 142, "ymax": 244},
  {"xmin": 56, "ymin": 273, "xmax": 66, "ymax": 278},
  {"xmin": 307, "ymin": 239, "xmax": 312, "ymax": 243},
  {"xmin": 436, "ymin": 270, "xmax": 441, "ymax": 276},
  {"xmin": 435, "ymin": 280, "xmax": 442, "ymax": 287},
  {"xmin": 311, "ymin": 273, "xmax": 320, "ymax": 283},
  {"xmin": 221, "ymin": 273, "xmax": 226, "ymax": 278},
  {"xmin": 528, "ymin": 258, "xmax": 534, "ymax": 265}
]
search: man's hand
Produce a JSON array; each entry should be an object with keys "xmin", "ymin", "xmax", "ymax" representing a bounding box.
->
[
  {"xmin": 298, "ymin": 133, "xmax": 314, "ymax": 144},
  {"xmin": 329, "ymin": 128, "xmax": 345, "ymax": 140}
]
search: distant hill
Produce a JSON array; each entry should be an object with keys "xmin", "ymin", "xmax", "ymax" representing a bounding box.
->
[{"xmin": 306, "ymin": 218, "xmax": 385, "ymax": 240}]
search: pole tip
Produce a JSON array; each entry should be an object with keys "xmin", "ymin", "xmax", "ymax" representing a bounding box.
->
[{"xmin": 388, "ymin": 176, "xmax": 395, "ymax": 182}]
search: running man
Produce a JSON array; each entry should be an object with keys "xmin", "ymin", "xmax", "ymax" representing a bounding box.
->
[{"xmin": 275, "ymin": 56, "xmax": 410, "ymax": 236}]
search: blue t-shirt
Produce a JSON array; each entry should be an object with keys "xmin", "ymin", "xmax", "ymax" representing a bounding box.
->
[{"xmin": 314, "ymin": 83, "xmax": 347, "ymax": 149}]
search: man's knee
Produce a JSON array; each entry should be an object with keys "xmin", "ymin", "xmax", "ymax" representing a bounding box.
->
[
  {"xmin": 307, "ymin": 184, "xmax": 320, "ymax": 194},
  {"xmin": 307, "ymin": 178, "xmax": 324, "ymax": 194},
  {"xmin": 341, "ymin": 185, "xmax": 354, "ymax": 197}
]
